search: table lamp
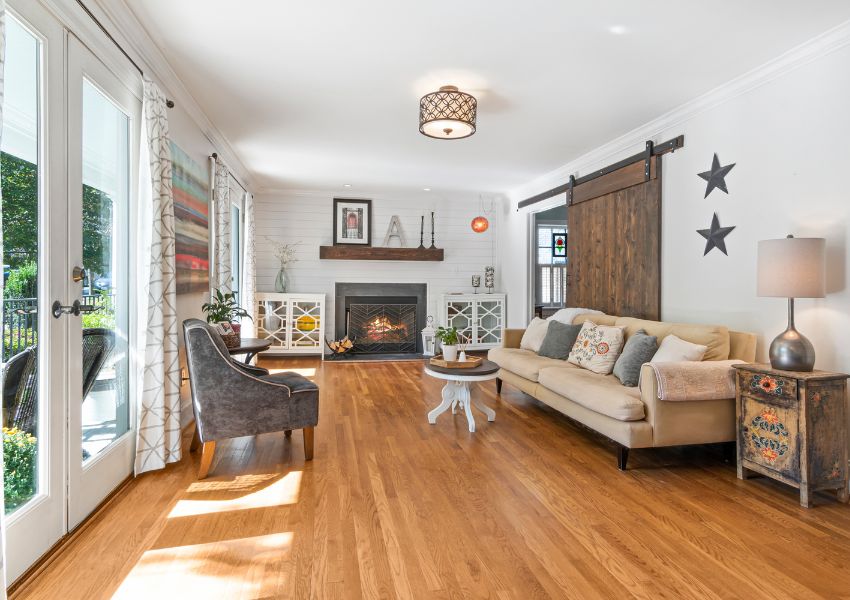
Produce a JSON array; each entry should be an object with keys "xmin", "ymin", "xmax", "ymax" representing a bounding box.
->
[{"xmin": 757, "ymin": 235, "xmax": 826, "ymax": 372}]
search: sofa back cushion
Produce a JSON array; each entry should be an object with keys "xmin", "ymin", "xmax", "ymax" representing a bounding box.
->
[
  {"xmin": 572, "ymin": 313, "xmax": 619, "ymax": 327},
  {"xmin": 614, "ymin": 317, "xmax": 730, "ymax": 361},
  {"xmin": 520, "ymin": 317, "xmax": 551, "ymax": 352}
]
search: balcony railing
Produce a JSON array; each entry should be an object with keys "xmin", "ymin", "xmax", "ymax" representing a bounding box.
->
[{"xmin": 2, "ymin": 294, "xmax": 113, "ymax": 362}]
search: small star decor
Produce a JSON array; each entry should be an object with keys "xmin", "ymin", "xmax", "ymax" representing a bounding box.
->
[
  {"xmin": 697, "ymin": 153, "xmax": 735, "ymax": 198},
  {"xmin": 697, "ymin": 212, "xmax": 736, "ymax": 256}
]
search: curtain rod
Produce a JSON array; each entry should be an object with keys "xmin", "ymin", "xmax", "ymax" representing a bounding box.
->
[{"xmin": 75, "ymin": 0, "xmax": 174, "ymax": 108}]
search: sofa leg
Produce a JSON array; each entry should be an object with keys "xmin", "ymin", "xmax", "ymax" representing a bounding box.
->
[
  {"xmin": 303, "ymin": 427, "xmax": 315, "ymax": 461},
  {"xmin": 617, "ymin": 445, "xmax": 629, "ymax": 471},
  {"xmin": 495, "ymin": 377, "xmax": 502, "ymax": 394},
  {"xmin": 284, "ymin": 429, "xmax": 292, "ymax": 438},
  {"xmin": 198, "ymin": 441, "xmax": 216, "ymax": 479}
]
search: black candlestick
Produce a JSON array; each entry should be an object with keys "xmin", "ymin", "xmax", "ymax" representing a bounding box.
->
[
  {"xmin": 418, "ymin": 215, "xmax": 425, "ymax": 249},
  {"xmin": 429, "ymin": 211, "xmax": 436, "ymax": 249}
]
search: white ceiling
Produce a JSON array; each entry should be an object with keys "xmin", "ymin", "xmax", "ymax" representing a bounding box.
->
[{"xmin": 125, "ymin": 0, "xmax": 850, "ymax": 195}]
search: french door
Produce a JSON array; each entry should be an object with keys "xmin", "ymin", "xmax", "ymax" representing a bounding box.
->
[{"xmin": 3, "ymin": 1, "xmax": 141, "ymax": 583}]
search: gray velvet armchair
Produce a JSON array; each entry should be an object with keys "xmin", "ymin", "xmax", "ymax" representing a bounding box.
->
[{"xmin": 182, "ymin": 318, "xmax": 319, "ymax": 478}]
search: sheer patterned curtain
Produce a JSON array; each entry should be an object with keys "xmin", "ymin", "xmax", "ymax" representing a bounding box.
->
[
  {"xmin": 212, "ymin": 157, "xmax": 231, "ymax": 293},
  {"xmin": 135, "ymin": 78, "xmax": 181, "ymax": 475},
  {"xmin": 241, "ymin": 192, "xmax": 256, "ymax": 336},
  {"xmin": 0, "ymin": 1, "xmax": 9, "ymax": 592}
]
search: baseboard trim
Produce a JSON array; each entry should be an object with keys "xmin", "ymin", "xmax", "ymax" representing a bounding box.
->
[{"xmin": 6, "ymin": 474, "xmax": 135, "ymax": 598}]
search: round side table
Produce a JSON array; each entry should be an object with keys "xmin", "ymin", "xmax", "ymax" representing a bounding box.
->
[{"xmin": 424, "ymin": 359, "xmax": 499, "ymax": 432}]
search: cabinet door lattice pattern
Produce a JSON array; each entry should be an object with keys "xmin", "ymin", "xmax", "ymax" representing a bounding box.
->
[
  {"xmin": 290, "ymin": 300, "xmax": 323, "ymax": 349},
  {"xmin": 476, "ymin": 300, "xmax": 503, "ymax": 345},
  {"xmin": 446, "ymin": 301, "xmax": 474, "ymax": 344},
  {"xmin": 257, "ymin": 300, "xmax": 289, "ymax": 349}
]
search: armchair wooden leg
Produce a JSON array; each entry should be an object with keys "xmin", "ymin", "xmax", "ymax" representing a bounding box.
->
[
  {"xmin": 495, "ymin": 377, "xmax": 503, "ymax": 394},
  {"xmin": 284, "ymin": 429, "xmax": 292, "ymax": 438},
  {"xmin": 190, "ymin": 425, "xmax": 201, "ymax": 452},
  {"xmin": 303, "ymin": 427, "xmax": 314, "ymax": 461},
  {"xmin": 198, "ymin": 441, "xmax": 216, "ymax": 479}
]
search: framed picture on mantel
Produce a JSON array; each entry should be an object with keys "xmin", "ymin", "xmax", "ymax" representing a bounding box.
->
[{"xmin": 333, "ymin": 198, "xmax": 372, "ymax": 246}]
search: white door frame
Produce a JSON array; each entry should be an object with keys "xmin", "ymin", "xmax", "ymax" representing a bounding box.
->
[
  {"xmin": 3, "ymin": 1, "xmax": 68, "ymax": 583},
  {"xmin": 65, "ymin": 32, "xmax": 141, "ymax": 529}
]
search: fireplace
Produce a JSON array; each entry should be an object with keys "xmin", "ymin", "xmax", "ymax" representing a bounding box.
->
[{"xmin": 335, "ymin": 283, "xmax": 427, "ymax": 355}]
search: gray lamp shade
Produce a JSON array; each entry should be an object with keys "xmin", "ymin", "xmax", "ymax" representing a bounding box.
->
[{"xmin": 757, "ymin": 237, "xmax": 826, "ymax": 298}]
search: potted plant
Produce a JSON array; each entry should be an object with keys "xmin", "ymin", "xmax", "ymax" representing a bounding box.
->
[
  {"xmin": 202, "ymin": 289, "xmax": 251, "ymax": 347},
  {"xmin": 267, "ymin": 238, "xmax": 300, "ymax": 293},
  {"xmin": 436, "ymin": 326, "xmax": 460, "ymax": 361}
]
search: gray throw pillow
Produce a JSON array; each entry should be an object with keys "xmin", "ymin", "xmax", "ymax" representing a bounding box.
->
[
  {"xmin": 537, "ymin": 321, "xmax": 582, "ymax": 360},
  {"xmin": 613, "ymin": 329, "xmax": 658, "ymax": 387}
]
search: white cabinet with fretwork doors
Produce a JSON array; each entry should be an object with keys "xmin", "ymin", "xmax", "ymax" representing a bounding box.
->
[
  {"xmin": 256, "ymin": 293, "xmax": 325, "ymax": 356},
  {"xmin": 439, "ymin": 293, "xmax": 506, "ymax": 350}
]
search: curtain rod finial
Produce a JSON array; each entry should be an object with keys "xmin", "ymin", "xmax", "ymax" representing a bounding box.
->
[{"xmin": 166, "ymin": 99, "xmax": 175, "ymax": 108}]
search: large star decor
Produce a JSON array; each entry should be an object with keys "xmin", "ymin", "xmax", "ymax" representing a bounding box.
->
[
  {"xmin": 697, "ymin": 153, "xmax": 735, "ymax": 198},
  {"xmin": 697, "ymin": 212, "xmax": 736, "ymax": 256}
]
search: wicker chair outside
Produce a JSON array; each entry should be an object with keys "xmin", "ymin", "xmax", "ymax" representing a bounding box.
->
[
  {"xmin": 2, "ymin": 347, "xmax": 38, "ymax": 435},
  {"xmin": 3, "ymin": 329, "xmax": 117, "ymax": 438}
]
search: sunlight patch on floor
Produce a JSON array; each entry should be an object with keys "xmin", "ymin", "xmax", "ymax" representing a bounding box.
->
[
  {"xmin": 265, "ymin": 367, "xmax": 316, "ymax": 377},
  {"xmin": 169, "ymin": 471, "xmax": 303, "ymax": 518},
  {"xmin": 111, "ymin": 532, "xmax": 293, "ymax": 599}
]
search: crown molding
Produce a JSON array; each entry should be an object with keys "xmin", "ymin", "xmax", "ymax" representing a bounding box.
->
[
  {"xmin": 73, "ymin": 0, "xmax": 253, "ymax": 189},
  {"xmin": 509, "ymin": 18, "xmax": 850, "ymax": 206}
]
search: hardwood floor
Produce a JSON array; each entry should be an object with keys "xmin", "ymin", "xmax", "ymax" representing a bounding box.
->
[{"xmin": 14, "ymin": 357, "xmax": 850, "ymax": 599}]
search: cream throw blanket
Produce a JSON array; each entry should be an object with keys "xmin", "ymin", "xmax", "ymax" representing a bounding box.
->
[{"xmin": 644, "ymin": 360, "xmax": 744, "ymax": 401}]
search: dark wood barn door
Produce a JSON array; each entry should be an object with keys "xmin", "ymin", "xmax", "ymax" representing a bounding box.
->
[{"xmin": 566, "ymin": 157, "xmax": 661, "ymax": 320}]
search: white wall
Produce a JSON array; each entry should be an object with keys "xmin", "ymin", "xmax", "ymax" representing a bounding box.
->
[
  {"xmin": 502, "ymin": 26, "xmax": 850, "ymax": 374},
  {"xmin": 254, "ymin": 190, "xmax": 503, "ymax": 334}
]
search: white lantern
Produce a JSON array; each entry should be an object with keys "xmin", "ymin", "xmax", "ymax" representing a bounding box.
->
[{"xmin": 421, "ymin": 316, "xmax": 437, "ymax": 356}]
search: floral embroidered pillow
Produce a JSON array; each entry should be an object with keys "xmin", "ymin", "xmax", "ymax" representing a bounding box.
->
[{"xmin": 567, "ymin": 321, "xmax": 626, "ymax": 375}]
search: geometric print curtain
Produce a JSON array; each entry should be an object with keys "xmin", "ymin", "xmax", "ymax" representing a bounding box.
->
[
  {"xmin": 135, "ymin": 78, "xmax": 182, "ymax": 475},
  {"xmin": 212, "ymin": 157, "xmax": 231, "ymax": 294},
  {"xmin": 240, "ymin": 192, "xmax": 256, "ymax": 336}
]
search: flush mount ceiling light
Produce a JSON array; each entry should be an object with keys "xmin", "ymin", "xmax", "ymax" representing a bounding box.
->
[{"xmin": 419, "ymin": 85, "xmax": 477, "ymax": 139}]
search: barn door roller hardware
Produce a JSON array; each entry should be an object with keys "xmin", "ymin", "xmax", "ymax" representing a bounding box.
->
[{"xmin": 518, "ymin": 135, "xmax": 684, "ymax": 210}]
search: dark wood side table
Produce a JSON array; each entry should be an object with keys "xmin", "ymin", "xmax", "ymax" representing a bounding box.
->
[
  {"xmin": 227, "ymin": 338, "xmax": 272, "ymax": 364},
  {"xmin": 734, "ymin": 363, "xmax": 849, "ymax": 507}
]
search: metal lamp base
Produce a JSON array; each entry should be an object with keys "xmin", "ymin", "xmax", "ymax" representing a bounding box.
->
[{"xmin": 769, "ymin": 298, "xmax": 816, "ymax": 372}]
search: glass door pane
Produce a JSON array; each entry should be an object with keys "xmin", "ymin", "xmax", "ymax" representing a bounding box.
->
[
  {"xmin": 2, "ymin": 10, "xmax": 41, "ymax": 515},
  {"xmin": 79, "ymin": 79, "xmax": 130, "ymax": 460}
]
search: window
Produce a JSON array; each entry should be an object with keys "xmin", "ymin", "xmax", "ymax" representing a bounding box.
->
[
  {"xmin": 230, "ymin": 202, "xmax": 241, "ymax": 294},
  {"xmin": 535, "ymin": 220, "xmax": 567, "ymax": 308}
]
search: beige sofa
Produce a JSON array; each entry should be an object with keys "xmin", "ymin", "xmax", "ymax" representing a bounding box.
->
[{"xmin": 488, "ymin": 314, "xmax": 757, "ymax": 469}]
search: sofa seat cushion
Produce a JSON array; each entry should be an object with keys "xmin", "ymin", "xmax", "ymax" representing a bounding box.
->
[
  {"xmin": 537, "ymin": 366, "xmax": 645, "ymax": 421},
  {"xmin": 488, "ymin": 347, "xmax": 575, "ymax": 382}
]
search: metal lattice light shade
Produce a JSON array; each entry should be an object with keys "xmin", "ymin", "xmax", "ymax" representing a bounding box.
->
[{"xmin": 419, "ymin": 85, "xmax": 477, "ymax": 139}]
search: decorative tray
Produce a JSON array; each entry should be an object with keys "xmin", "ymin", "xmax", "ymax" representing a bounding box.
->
[{"xmin": 429, "ymin": 355, "xmax": 483, "ymax": 369}]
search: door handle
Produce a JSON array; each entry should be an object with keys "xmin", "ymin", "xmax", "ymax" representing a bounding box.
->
[{"xmin": 51, "ymin": 299, "xmax": 103, "ymax": 318}]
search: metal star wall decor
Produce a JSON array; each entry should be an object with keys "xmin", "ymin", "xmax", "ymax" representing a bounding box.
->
[
  {"xmin": 698, "ymin": 153, "xmax": 735, "ymax": 198},
  {"xmin": 697, "ymin": 212, "xmax": 736, "ymax": 256}
]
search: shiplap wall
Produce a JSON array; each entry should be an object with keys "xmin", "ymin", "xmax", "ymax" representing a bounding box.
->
[{"xmin": 254, "ymin": 190, "xmax": 503, "ymax": 334}]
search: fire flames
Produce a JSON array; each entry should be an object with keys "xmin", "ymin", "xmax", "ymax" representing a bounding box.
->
[{"xmin": 365, "ymin": 316, "xmax": 408, "ymax": 341}]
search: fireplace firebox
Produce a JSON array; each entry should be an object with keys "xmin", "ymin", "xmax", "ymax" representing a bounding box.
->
[
  {"xmin": 335, "ymin": 283, "xmax": 427, "ymax": 356},
  {"xmin": 346, "ymin": 297, "xmax": 417, "ymax": 354}
]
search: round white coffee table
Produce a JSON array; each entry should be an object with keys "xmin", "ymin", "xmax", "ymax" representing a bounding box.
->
[{"xmin": 425, "ymin": 359, "xmax": 499, "ymax": 432}]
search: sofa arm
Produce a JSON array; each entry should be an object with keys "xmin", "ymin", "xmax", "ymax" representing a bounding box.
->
[
  {"xmin": 503, "ymin": 329, "xmax": 525, "ymax": 349},
  {"xmin": 638, "ymin": 363, "xmax": 738, "ymax": 447}
]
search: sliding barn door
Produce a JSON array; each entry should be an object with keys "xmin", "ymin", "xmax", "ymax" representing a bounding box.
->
[{"xmin": 567, "ymin": 157, "xmax": 661, "ymax": 320}]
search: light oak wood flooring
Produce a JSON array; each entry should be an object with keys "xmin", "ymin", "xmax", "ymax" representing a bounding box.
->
[{"xmin": 13, "ymin": 357, "xmax": 850, "ymax": 599}]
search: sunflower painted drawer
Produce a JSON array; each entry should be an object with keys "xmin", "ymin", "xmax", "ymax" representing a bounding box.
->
[{"xmin": 734, "ymin": 364, "xmax": 849, "ymax": 508}]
